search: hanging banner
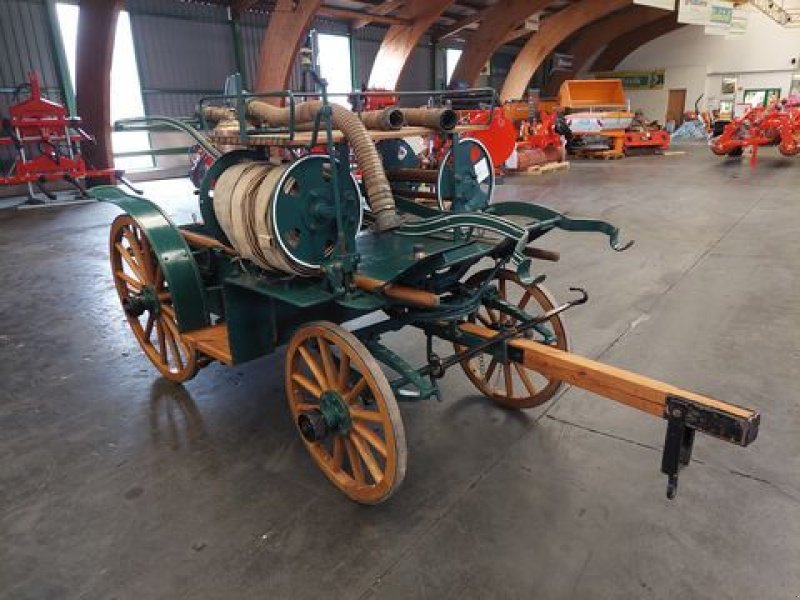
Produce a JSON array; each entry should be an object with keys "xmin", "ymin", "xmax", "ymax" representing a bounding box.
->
[
  {"xmin": 634, "ymin": 0, "xmax": 676, "ymax": 10},
  {"xmin": 705, "ymin": 0, "xmax": 733, "ymax": 34},
  {"xmin": 726, "ymin": 5, "xmax": 749, "ymax": 37},
  {"xmin": 595, "ymin": 70, "xmax": 666, "ymax": 90},
  {"xmin": 678, "ymin": 0, "xmax": 710, "ymax": 25}
]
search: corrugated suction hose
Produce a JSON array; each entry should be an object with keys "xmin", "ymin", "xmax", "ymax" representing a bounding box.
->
[
  {"xmin": 246, "ymin": 100, "xmax": 400, "ymax": 231},
  {"xmin": 400, "ymin": 108, "xmax": 458, "ymax": 131}
]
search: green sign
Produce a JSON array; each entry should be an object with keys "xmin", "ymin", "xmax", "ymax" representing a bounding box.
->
[{"xmin": 595, "ymin": 70, "xmax": 666, "ymax": 90}]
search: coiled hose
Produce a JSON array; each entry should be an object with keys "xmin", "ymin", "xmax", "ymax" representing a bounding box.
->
[
  {"xmin": 246, "ymin": 99, "xmax": 400, "ymax": 231},
  {"xmin": 213, "ymin": 161, "xmax": 317, "ymax": 276}
]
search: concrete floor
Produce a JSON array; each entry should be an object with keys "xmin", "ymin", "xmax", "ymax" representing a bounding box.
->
[{"xmin": 1, "ymin": 146, "xmax": 799, "ymax": 599}]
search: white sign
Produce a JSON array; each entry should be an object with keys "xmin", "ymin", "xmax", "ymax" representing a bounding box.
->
[
  {"xmin": 634, "ymin": 0, "xmax": 676, "ymax": 10},
  {"xmin": 678, "ymin": 0, "xmax": 710, "ymax": 24},
  {"xmin": 726, "ymin": 5, "xmax": 749, "ymax": 37},
  {"xmin": 705, "ymin": 0, "xmax": 733, "ymax": 34}
]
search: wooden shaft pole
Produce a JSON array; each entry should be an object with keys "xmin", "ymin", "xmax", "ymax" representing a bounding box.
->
[
  {"xmin": 353, "ymin": 274, "xmax": 439, "ymax": 308},
  {"xmin": 459, "ymin": 322, "xmax": 756, "ymax": 421}
]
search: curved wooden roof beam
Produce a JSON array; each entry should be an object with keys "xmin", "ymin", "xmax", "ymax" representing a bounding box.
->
[
  {"xmin": 543, "ymin": 5, "xmax": 670, "ymax": 97},
  {"xmin": 500, "ymin": 0, "xmax": 632, "ymax": 102},
  {"xmin": 367, "ymin": 0, "xmax": 456, "ymax": 89},
  {"xmin": 591, "ymin": 13, "xmax": 685, "ymax": 73},
  {"xmin": 255, "ymin": 0, "xmax": 323, "ymax": 94},
  {"xmin": 449, "ymin": 0, "xmax": 553, "ymax": 87},
  {"xmin": 76, "ymin": 0, "xmax": 123, "ymax": 174}
]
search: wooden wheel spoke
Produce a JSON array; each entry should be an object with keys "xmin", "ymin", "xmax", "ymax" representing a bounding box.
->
[
  {"xmin": 298, "ymin": 345, "xmax": 328, "ymax": 390},
  {"xmin": 349, "ymin": 408, "xmax": 383, "ymax": 423},
  {"xmin": 317, "ymin": 337, "xmax": 338, "ymax": 390},
  {"xmin": 344, "ymin": 438, "xmax": 365, "ymax": 484},
  {"xmin": 331, "ymin": 437, "xmax": 344, "ymax": 470},
  {"xmin": 483, "ymin": 358, "xmax": 498, "ymax": 383},
  {"xmin": 476, "ymin": 311, "xmax": 493, "ymax": 328},
  {"xmin": 514, "ymin": 363, "xmax": 537, "ymax": 397},
  {"xmin": 344, "ymin": 376, "xmax": 368, "ymax": 404},
  {"xmin": 163, "ymin": 320, "xmax": 184, "ymax": 369},
  {"xmin": 518, "ymin": 290, "xmax": 532, "ymax": 311},
  {"xmin": 499, "ymin": 277, "xmax": 508, "ymax": 300},
  {"xmin": 122, "ymin": 229, "xmax": 146, "ymax": 265},
  {"xmin": 352, "ymin": 422, "xmax": 387, "ymax": 458},
  {"xmin": 337, "ymin": 353, "xmax": 350, "ymax": 392},
  {"xmin": 115, "ymin": 242, "xmax": 147, "ymax": 282},
  {"xmin": 156, "ymin": 320, "xmax": 167, "ymax": 364},
  {"xmin": 292, "ymin": 372, "xmax": 323, "ymax": 399},
  {"xmin": 350, "ymin": 432, "xmax": 383, "ymax": 483},
  {"xmin": 144, "ymin": 313, "xmax": 155, "ymax": 340},
  {"xmin": 154, "ymin": 265, "xmax": 164, "ymax": 290},
  {"xmin": 295, "ymin": 401, "xmax": 320, "ymax": 412},
  {"xmin": 161, "ymin": 303, "xmax": 176, "ymax": 320},
  {"xmin": 115, "ymin": 269, "xmax": 142, "ymax": 291},
  {"xmin": 503, "ymin": 363, "xmax": 514, "ymax": 398}
]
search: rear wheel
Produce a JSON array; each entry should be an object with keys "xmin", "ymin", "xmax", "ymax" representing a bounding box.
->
[
  {"xmin": 110, "ymin": 215, "xmax": 198, "ymax": 383},
  {"xmin": 458, "ymin": 269, "xmax": 568, "ymax": 409}
]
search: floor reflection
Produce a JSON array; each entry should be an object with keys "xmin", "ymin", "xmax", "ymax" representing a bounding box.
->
[{"xmin": 148, "ymin": 378, "xmax": 209, "ymax": 451}]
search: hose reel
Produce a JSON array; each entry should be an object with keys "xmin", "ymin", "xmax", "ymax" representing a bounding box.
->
[
  {"xmin": 380, "ymin": 138, "xmax": 495, "ymax": 212},
  {"xmin": 213, "ymin": 155, "xmax": 363, "ymax": 276}
]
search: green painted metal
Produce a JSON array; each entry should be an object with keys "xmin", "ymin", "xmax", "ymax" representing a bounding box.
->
[
  {"xmin": 113, "ymin": 147, "xmax": 193, "ymax": 158},
  {"xmin": 438, "ymin": 138, "xmax": 494, "ymax": 212},
  {"xmin": 355, "ymin": 229, "xmax": 490, "ymax": 285},
  {"xmin": 273, "ymin": 155, "xmax": 362, "ymax": 270},
  {"xmin": 486, "ymin": 201, "xmax": 634, "ymax": 251},
  {"xmin": 43, "ymin": 0, "xmax": 76, "ymax": 117},
  {"xmin": 228, "ymin": 9, "xmax": 249, "ymax": 90},
  {"xmin": 90, "ymin": 186, "xmax": 209, "ymax": 332},
  {"xmin": 320, "ymin": 390, "xmax": 352, "ymax": 434},
  {"xmin": 365, "ymin": 339, "xmax": 439, "ymax": 401},
  {"xmin": 114, "ymin": 116, "xmax": 220, "ymax": 158}
]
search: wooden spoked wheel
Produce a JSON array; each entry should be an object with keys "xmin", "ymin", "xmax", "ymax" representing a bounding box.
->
[
  {"xmin": 109, "ymin": 215, "xmax": 198, "ymax": 383},
  {"xmin": 285, "ymin": 321, "xmax": 407, "ymax": 504},
  {"xmin": 458, "ymin": 269, "xmax": 569, "ymax": 409}
]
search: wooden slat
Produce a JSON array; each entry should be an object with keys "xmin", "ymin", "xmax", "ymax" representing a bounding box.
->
[
  {"xmin": 459, "ymin": 322, "xmax": 756, "ymax": 421},
  {"xmin": 184, "ymin": 324, "xmax": 233, "ymax": 365},
  {"xmin": 209, "ymin": 125, "xmax": 484, "ymax": 147}
]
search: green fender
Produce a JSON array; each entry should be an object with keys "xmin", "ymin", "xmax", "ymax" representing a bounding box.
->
[{"xmin": 91, "ymin": 185, "xmax": 210, "ymax": 332}]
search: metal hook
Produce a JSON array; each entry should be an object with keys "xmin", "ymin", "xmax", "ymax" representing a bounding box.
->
[
  {"xmin": 567, "ymin": 287, "xmax": 589, "ymax": 307},
  {"xmin": 609, "ymin": 234, "xmax": 635, "ymax": 252}
]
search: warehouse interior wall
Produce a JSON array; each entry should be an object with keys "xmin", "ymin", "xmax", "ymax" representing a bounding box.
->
[
  {"xmin": 1, "ymin": 0, "xmax": 453, "ymax": 179},
  {"xmin": 610, "ymin": 8, "xmax": 800, "ymax": 122}
]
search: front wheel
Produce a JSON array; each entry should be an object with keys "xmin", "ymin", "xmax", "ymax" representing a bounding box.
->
[
  {"xmin": 457, "ymin": 270, "xmax": 569, "ymax": 409},
  {"xmin": 285, "ymin": 322, "xmax": 407, "ymax": 504}
]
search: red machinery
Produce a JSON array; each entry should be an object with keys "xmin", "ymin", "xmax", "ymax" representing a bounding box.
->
[
  {"xmin": 459, "ymin": 107, "xmax": 517, "ymax": 169},
  {"xmin": 516, "ymin": 109, "xmax": 565, "ymax": 163},
  {"xmin": 0, "ymin": 72, "xmax": 130, "ymax": 203},
  {"xmin": 710, "ymin": 101, "xmax": 800, "ymax": 165},
  {"xmin": 624, "ymin": 129, "xmax": 671, "ymax": 154}
]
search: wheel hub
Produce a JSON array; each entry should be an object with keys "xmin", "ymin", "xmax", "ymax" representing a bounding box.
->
[
  {"xmin": 297, "ymin": 389, "xmax": 352, "ymax": 443},
  {"xmin": 122, "ymin": 285, "xmax": 159, "ymax": 317}
]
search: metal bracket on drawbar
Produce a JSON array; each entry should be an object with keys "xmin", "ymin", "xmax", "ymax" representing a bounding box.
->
[{"xmin": 660, "ymin": 395, "xmax": 760, "ymax": 500}]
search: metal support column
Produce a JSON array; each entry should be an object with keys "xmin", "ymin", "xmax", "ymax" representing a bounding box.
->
[
  {"xmin": 43, "ymin": 0, "xmax": 76, "ymax": 116},
  {"xmin": 228, "ymin": 7, "xmax": 249, "ymax": 90}
]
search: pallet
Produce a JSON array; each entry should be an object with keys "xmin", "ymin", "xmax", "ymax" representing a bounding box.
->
[
  {"xmin": 524, "ymin": 161, "xmax": 571, "ymax": 175},
  {"xmin": 573, "ymin": 149, "xmax": 624, "ymax": 160}
]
